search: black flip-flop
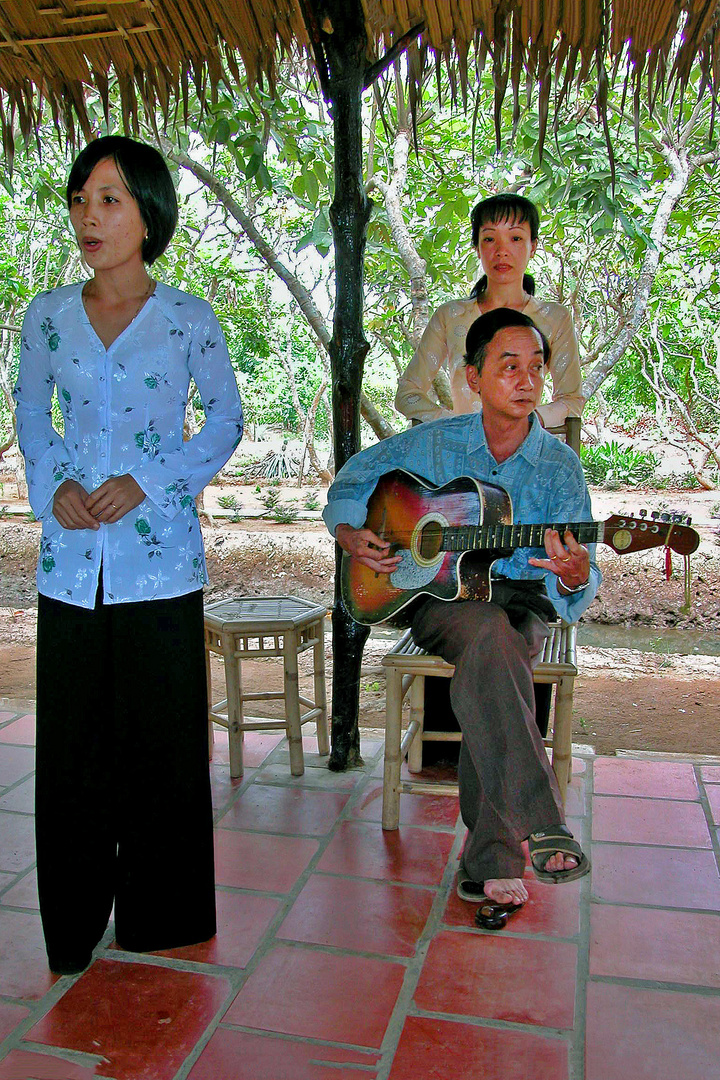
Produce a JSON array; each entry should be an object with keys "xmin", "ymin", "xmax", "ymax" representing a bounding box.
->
[
  {"xmin": 457, "ymin": 876, "xmax": 524, "ymax": 930},
  {"xmin": 475, "ymin": 897, "xmax": 524, "ymax": 931}
]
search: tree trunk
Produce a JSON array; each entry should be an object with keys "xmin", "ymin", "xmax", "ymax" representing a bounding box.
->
[{"xmin": 307, "ymin": 0, "xmax": 373, "ymax": 769}]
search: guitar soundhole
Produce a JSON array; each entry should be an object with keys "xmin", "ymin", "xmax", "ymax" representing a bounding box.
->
[{"xmin": 417, "ymin": 519, "xmax": 443, "ymax": 562}]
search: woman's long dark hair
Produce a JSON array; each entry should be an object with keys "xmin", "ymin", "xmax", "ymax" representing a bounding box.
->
[{"xmin": 469, "ymin": 193, "xmax": 539, "ymax": 300}]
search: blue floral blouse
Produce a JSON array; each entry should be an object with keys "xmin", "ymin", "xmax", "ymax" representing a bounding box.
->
[{"xmin": 14, "ymin": 281, "xmax": 244, "ymax": 608}]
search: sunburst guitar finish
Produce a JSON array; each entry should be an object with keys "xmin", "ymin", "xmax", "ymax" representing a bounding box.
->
[{"xmin": 340, "ymin": 468, "xmax": 700, "ymax": 626}]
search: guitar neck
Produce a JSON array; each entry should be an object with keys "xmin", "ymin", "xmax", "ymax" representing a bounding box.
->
[{"xmin": 443, "ymin": 521, "xmax": 602, "ymax": 553}]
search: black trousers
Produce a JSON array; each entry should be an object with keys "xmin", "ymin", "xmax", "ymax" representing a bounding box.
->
[{"xmin": 35, "ymin": 584, "xmax": 216, "ymax": 966}]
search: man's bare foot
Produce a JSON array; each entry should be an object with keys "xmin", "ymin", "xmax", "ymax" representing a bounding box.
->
[
  {"xmin": 483, "ymin": 877, "xmax": 529, "ymax": 905},
  {"xmin": 528, "ymin": 826, "xmax": 590, "ymax": 884},
  {"xmin": 541, "ymin": 852, "xmax": 579, "ymax": 875}
]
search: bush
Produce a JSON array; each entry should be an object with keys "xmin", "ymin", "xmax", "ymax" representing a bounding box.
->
[{"xmin": 580, "ymin": 440, "xmax": 659, "ymax": 487}]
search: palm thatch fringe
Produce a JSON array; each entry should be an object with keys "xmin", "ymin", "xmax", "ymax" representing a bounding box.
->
[{"xmin": 0, "ymin": 0, "xmax": 716, "ymax": 159}]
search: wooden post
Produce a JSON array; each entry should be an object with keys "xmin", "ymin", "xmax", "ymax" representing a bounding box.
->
[{"xmin": 304, "ymin": 0, "xmax": 372, "ymax": 769}]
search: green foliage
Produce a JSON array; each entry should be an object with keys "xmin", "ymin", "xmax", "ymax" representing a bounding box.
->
[
  {"xmin": 262, "ymin": 488, "xmax": 280, "ymax": 510},
  {"xmin": 580, "ymin": 441, "xmax": 659, "ymax": 487},
  {"xmin": 217, "ymin": 494, "xmax": 240, "ymax": 510},
  {"xmin": 270, "ymin": 503, "xmax": 299, "ymax": 524}
]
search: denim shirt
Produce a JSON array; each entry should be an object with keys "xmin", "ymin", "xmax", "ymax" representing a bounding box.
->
[
  {"xmin": 323, "ymin": 412, "xmax": 600, "ymax": 624},
  {"xmin": 14, "ymin": 281, "xmax": 243, "ymax": 608}
]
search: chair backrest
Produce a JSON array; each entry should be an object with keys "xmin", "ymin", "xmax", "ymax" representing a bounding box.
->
[{"xmin": 545, "ymin": 415, "xmax": 581, "ymax": 458}]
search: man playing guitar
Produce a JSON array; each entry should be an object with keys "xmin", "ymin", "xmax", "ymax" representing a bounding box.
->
[{"xmin": 323, "ymin": 307, "xmax": 597, "ymax": 923}]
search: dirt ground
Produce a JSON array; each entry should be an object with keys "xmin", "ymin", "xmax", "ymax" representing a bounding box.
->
[{"xmin": 1, "ymin": 481, "xmax": 719, "ymax": 757}]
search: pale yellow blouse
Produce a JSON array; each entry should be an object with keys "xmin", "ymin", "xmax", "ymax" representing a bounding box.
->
[{"xmin": 395, "ymin": 295, "xmax": 584, "ymax": 428}]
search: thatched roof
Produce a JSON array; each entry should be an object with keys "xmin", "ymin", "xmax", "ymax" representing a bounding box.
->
[{"xmin": 0, "ymin": 0, "xmax": 718, "ymax": 155}]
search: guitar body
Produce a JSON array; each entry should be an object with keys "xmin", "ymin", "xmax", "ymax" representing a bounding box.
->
[
  {"xmin": 341, "ymin": 469, "xmax": 513, "ymax": 625},
  {"xmin": 340, "ymin": 469, "xmax": 700, "ymax": 626}
]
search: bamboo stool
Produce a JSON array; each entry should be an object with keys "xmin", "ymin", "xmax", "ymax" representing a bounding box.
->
[
  {"xmin": 204, "ymin": 596, "xmax": 329, "ymax": 778},
  {"xmin": 381, "ymin": 622, "xmax": 577, "ymax": 829}
]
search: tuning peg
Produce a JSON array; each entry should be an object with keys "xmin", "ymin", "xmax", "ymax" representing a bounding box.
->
[
  {"xmin": 651, "ymin": 511, "xmax": 659, "ymax": 520},
  {"xmin": 639, "ymin": 509, "xmax": 647, "ymax": 518},
  {"xmin": 660, "ymin": 513, "xmax": 671, "ymax": 522},
  {"xmin": 686, "ymin": 515, "xmax": 692, "ymax": 525}
]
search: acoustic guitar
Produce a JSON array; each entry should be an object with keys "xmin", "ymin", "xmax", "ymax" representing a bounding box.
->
[{"xmin": 341, "ymin": 469, "xmax": 700, "ymax": 625}]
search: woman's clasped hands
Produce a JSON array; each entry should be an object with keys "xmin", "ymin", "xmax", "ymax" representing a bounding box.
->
[{"xmin": 52, "ymin": 475, "xmax": 145, "ymax": 530}]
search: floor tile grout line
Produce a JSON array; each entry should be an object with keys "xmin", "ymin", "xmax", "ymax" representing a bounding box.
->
[
  {"xmin": 588, "ymin": 838, "xmax": 714, "ymax": 850},
  {"xmin": 214, "ymin": 1020, "xmax": 387, "ymax": 1057},
  {"xmin": 586, "ymin": 898, "xmax": 720, "ymax": 915},
  {"xmin": 585, "ymin": 973, "xmax": 720, "ymax": 996},
  {"xmin": 407, "ymin": 1005, "xmax": 572, "ymax": 1039},
  {"xmin": 696, "ymin": 765, "xmax": 720, "ymax": 875},
  {"xmin": 258, "ymin": 935, "xmax": 413, "ymax": 966},
  {"xmin": 589, "ymin": 838, "xmax": 718, "ymax": 853}
]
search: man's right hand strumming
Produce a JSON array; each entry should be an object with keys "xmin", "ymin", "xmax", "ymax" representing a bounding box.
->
[{"xmin": 335, "ymin": 523, "xmax": 402, "ymax": 575}]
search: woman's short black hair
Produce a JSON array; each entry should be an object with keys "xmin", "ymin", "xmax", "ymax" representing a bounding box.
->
[
  {"xmin": 66, "ymin": 136, "xmax": 178, "ymax": 264},
  {"xmin": 469, "ymin": 194, "xmax": 540, "ymax": 300},
  {"xmin": 464, "ymin": 308, "xmax": 550, "ymax": 374},
  {"xmin": 470, "ymin": 193, "xmax": 540, "ymax": 247}
]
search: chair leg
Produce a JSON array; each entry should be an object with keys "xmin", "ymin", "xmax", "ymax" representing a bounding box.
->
[
  {"xmin": 224, "ymin": 639, "xmax": 245, "ymax": 780},
  {"xmin": 283, "ymin": 630, "xmax": 305, "ymax": 777},
  {"xmin": 406, "ymin": 674, "xmax": 426, "ymax": 773},
  {"xmin": 382, "ymin": 667, "xmax": 404, "ymax": 830},
  {"xmin": 313, "ymin": 617, "xmax": 330, "ymax": 757},
  {"xmin": 551, "ymin": 675, "xmax": 574, "ymax": 804}
]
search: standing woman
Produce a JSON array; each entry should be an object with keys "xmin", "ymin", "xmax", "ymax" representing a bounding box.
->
[
  {"xmin": 395, "ymin": 193, "xmax": 584, "ymax": 427},
  {"xmin": 14, "ymin": 136, "xmax": 243, "ymax": 974}
]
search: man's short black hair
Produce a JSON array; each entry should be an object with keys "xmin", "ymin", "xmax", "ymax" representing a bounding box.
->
[
  {"xmin": 66, "ymin": 136, "xmax": 178, "ymax": 264},
  {"xmin": 464, "ymin": 308, "xmax": 550, "ymax": 374}
]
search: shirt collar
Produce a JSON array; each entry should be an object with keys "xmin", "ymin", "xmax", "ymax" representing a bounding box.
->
[
  {"xmin": 69, "ymin": 280, "xmax": 186, "ymax": 336},
  {"xmin": 468, "ymin": 409, "xmax": 543, "ymax": 466}
]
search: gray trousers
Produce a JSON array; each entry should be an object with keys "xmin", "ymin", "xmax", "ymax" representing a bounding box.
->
[{"xmin": 411, "ymin": 588, "xmax": 565, "ymax": 881}]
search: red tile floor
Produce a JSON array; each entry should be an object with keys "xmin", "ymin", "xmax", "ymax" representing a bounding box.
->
[{"xmin": 1, "ymin": 705, "xmax": 719, "ymax": 1079}]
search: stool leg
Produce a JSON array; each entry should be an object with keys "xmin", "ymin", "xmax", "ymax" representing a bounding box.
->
[
  {"xmin": 283, "ymin": 629, "xmax": 305, "ymax": 776},
  {"xmin": 313, "ymin": 616, "xmax": 330, "ymax": 757},
  {"xmin": 224, "ymin": 638, "xmax": 244, "ymax": 780},
  {"xmin": 382, "ymin": 667, "xmax": 403, "ymax": 830},
  {"xmin": 205, "ymin": 642, "xmax": 214, "ymax": 761},
  {"xmin": 551, "ymin": 675, "xmax": 574, "ymax": 804},
  {"xmin": 406, "ymin": 674, "xmax": 426, "ymax": 773}
]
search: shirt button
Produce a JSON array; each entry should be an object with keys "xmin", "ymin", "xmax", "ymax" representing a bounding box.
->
[{"xmin": 492, "ymin": 470, "xmax": 498, "ymax": 475}]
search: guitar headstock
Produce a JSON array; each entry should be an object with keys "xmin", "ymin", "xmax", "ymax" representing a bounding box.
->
[{"xmin": 603, "ymin": 510, "xmax": 700, "ymax": 556}]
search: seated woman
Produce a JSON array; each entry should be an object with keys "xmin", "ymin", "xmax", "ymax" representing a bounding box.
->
[{"xmin": 395, "ymin": 193, "xmax": 584, "ymax": 429}]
